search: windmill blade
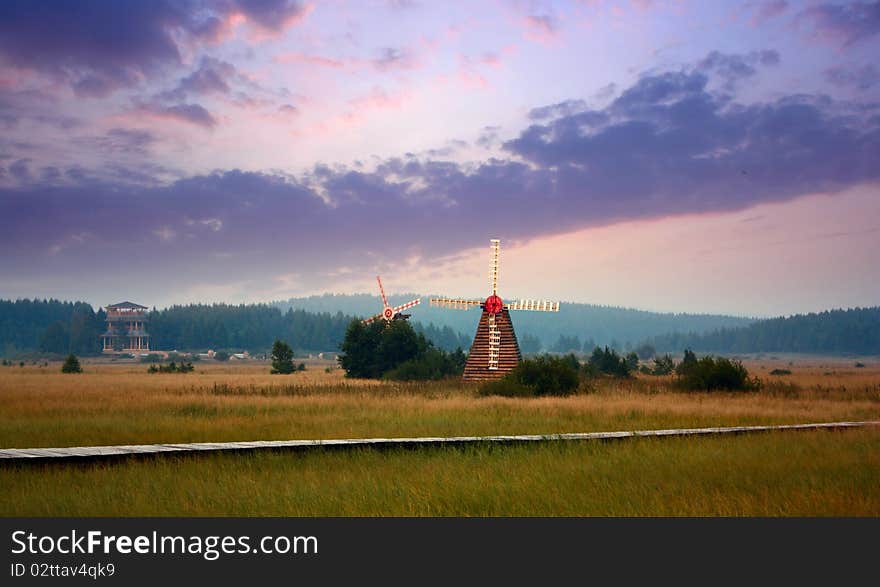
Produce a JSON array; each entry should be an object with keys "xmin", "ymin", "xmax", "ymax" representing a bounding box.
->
[
  {"xmin": 362, "ymin": 311, "xmax": 386, "ymax": 325},
  {"xmin": 430, "ymin": 298, "xmax": 483, "ymax": 310},
  {"xmin": 489, "ymin": 239, "xmax": 500, "ymax": 296},
  {"xmin": 376, "ymin": 276, "xmax": 389, "ymax": 308},
  {"xmin": 392, "ymin": 298, "xmax": 421, "ymax": 313},
  {"xmin": 505, "ymin": 299, "xmax": 561, "ymax": 312}
]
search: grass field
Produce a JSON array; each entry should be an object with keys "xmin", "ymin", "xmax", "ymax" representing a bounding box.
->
[{"xmin": 1, "ymin": 356, "xmax": 878, "ymax": 516}]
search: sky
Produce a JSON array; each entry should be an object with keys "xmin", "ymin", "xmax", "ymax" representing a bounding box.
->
[{"xmin": 0, "ymin": 0, "xmax": 878, "ymax": 317}]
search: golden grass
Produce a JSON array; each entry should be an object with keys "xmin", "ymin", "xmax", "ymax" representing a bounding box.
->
[
  {"xmin": 1, "ymin": 357, "xmax": 877, "ymax": 516},
  {"xmin": 1, "ymin": 359, "xmax": 878, "ymax": 448}
]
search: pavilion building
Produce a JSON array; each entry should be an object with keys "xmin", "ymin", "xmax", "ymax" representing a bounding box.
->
[{"xmin": 101, "ymin": 301, "xmax": 150, "ymax": 353}]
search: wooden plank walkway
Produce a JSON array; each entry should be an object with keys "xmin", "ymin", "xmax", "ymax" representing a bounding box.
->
[{"xmin": 1, "ymin": 420, "xmax": 877, "ymax": 463}]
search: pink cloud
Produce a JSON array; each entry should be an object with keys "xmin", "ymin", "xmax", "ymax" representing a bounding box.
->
[
  {"xmin": 523, "ymin": 14, "xmax": 561, "ymax": 43},
  {"xmin": 750, "ymin": 1, "xmax": 788, "ymax": 27},
  {"xmin": 455, "ymin": 49, "xmax": 508, "ymax": 91},
  {"xmin": 630, "ymin": 0, "xmax": 655, "ymax": 13},
  {"xmin": 274, "ymin": 52, "xmax": 347, "ymax": 68},
  {"xmin": 347, "ymin": 87, "xmax": 411, "ymax": 113},
  {"xmin": 291, "ymin": 86, "xmax": 413, "ymax": 139}
]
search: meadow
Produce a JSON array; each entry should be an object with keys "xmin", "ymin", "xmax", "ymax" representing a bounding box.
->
[{"xmin": 1, "ymin": 356, "xmax": 878, "ymax": 516}]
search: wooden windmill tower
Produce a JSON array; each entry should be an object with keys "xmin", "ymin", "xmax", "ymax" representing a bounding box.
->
[
  {"xmin": 430, "ymin": 239, "xmax": 559, "ymax": 381},
  {"xmin": 363, "ymin": 276, "xmax": 421, "ymax": 325}
]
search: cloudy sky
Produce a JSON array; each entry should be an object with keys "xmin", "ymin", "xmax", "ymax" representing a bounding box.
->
[{"xmin": 0, "ymin": 0, "xmax": 878, "ymax": 317}]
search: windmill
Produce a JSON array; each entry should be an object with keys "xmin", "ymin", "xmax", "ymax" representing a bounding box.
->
[
  {"xmin": 430, "ymin": 239, "xmax": 559, "ymax": 381},
  {"xmin": 362, "ymin": 276, "xmax": 421, "ymax": 325}
]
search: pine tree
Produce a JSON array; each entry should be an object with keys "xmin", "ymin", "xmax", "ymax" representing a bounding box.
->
[
  {"xmin": 61, "ymin": 353, "xmax": 82, "ymax": 373},
  {"xmin": 270, "ymin": 339, "xmax": 295, "ymax": 374}
]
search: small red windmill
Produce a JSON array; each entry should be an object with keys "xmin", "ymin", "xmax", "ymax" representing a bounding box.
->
[
  {"xmin": 363, "ymin": 276, "xmax": 421, "ymax": 324},
  {"xmin": 430, "ymin": 239, "xmax": 560, "ymax": 381}
]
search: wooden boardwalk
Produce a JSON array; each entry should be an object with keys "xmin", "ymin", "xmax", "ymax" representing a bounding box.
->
[{"xmin": 0, "ymin": 420, "xmax": 876, "ymax": 463}]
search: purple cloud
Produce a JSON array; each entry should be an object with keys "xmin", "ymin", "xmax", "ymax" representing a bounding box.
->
[
  {"xmin": 750, "ymin": 0, "xmax": 788, "ymax": 26},
  {"xmin": 529, "ymin": 100, "xmax": 589, "ymax": 121},
  {"xmin": 0, "ymin": 0, "xmax": 309, "ymax": 97},
  {"xmin": 797, "ymin": 1, "xmax": 880, "ymax": 48},
  {"xmin": 697, "ymin": 50, "xmax": 780, "ymax": 90},
  {"xmin": 143, "ymin": 103, "xmax": 218, "ymax": 129},
  {"xmin": 1, "ymin": 51, "xmax": 878, "ymax": 294},
  {"xmin": 160, "ymin": 58, "xmax": 235, "ymax": 102},
  {"xmin": 825, "ymin": 63, "xmax": 880, "ymax": 91},
  {"xmin": 227, "ymin": 0, "xmax": 310, "ymax": 33},
  {"xmin": 76, "ymin": 128, "xmax": 157, "ymax": 156}
]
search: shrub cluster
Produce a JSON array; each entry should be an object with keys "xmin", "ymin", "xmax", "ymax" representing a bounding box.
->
[
  {"xmin": 480, "ymin": 355, "xmax": 580, "ymax": 397},
  {"xmin": 674, "ymin": 349, "xmax": 760, "ymax": 391},
  {"xmin": 384, "ymin": 347, "xmax": 466, "ymax": 381},
  {"xmin": 769, "ymin": 368, "xmax": 792, "ymax": 375},
  {"xmin": 147, "ymin": 361, "xmax": 194, "ymax": 373}
]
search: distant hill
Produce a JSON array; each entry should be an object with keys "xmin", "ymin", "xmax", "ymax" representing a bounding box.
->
[
  {"xmin": 273, "ymin": 294, "xmax": 755, "ymax": 351},
  {"xmin": 644, "ymin": 307, "xmax": 880, "ymax": 356}
]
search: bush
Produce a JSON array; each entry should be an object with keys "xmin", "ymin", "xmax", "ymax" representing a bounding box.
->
[
  {"xmin": 148, "ymin": 361, "xmax": 194, "ymax": 373},
  {"xmin": 480, "ymin": 355, "xmax": 580, "ymax": 397},
  {"xmin": 675, "ymin": 352, "xmax": 760, "ymax": 392},
  {"xmin": 384, "ymin": 347, "xmax": 465, "ymax": 381},
  {"xmin": 854, "ymin": 362, "xmax": 866, "ymax": 368},
  {"xmin": 61, "ymin": 354, "xmax": 82, "ymax": 373},
  {"xmin": 213, "ymin": 350, "xmax": 230, "ymax": 362},
  {"xmin": 769, "ymin": 368, "xmax": 792, "ymax": 375}
]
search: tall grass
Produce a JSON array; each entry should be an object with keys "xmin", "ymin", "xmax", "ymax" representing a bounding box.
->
[{"xmin": 1, "ymin": 429, "xmax": 876, "ymax": 516}]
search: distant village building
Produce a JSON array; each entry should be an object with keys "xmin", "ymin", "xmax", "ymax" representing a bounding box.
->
[{"xmin": 101, "ymin": 301, "xmax": 150, "ymax": 353}]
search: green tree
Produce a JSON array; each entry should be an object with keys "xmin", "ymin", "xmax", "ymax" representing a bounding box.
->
[
  {"xmin": 586, "ymin": 346, "xmax": 632, "ymax": 377},
  {"xmin": 338, "ymin": 320, "xmax": 384, "ymax": 378},
  {"xmin": 61, "ymin": 353, "xmax": 82, "ymax": 373},
  {"xmin": 376, "ymin": 320, "xmax": 424, "ymax": 374},
  {"xmin": 270, "ymin": 340, "xmax": 295, "ymax": 374},
  {"xmin": 339, "ymin": 319, "xmax": 433, "ymax": 379}
]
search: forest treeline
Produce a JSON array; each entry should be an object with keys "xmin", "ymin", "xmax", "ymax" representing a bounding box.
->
[
  {"xmin": 0, "ymin": 299, "xmax": 469, "ymax": 356},
  {"xmin": 643, "ymin": 307, "xmax": 880, "ymax": 355},
  {"xmin": 1, "ymin": 299, "xmax": 877, "ymax": 357}
]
